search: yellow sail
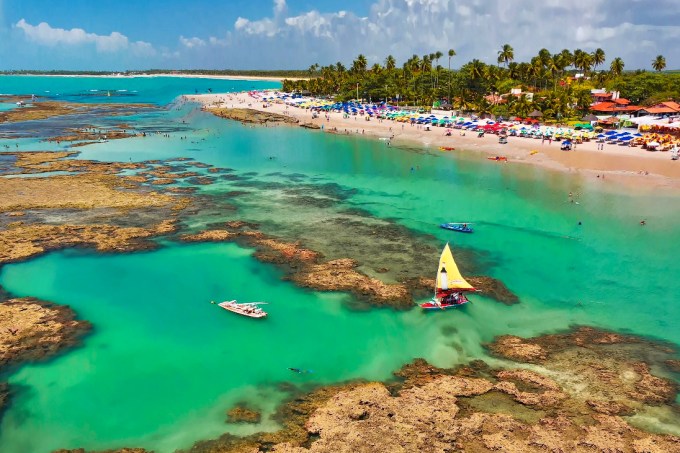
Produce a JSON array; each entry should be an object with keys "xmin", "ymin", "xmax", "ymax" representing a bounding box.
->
[{"xmin": 436, "ymin": 243, "xmax": 475, "ymax": 291}]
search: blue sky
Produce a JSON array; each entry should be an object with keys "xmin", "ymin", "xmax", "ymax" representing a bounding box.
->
[{"xmin": 0, "ymin": 0, "xmax": 677, "ymax": 71}]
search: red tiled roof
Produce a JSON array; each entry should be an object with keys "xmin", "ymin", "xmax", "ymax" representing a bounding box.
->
[
  {"xmin": 590, "ymin": 102, "xmax": 616, "ymax": 111},
  {"xmin": 593, "ymin": 93, "xmax": 613, "ymax": 99},
  {"xmin": 590, "ymin": 102, "xmax": 641, "ymax": 112},
  {"xmin": 642, "ymin": 107, "xmax": 677, "ymax": 114},
  {"xmin": 614, "ymin": 98, "xmax": 630, "ymax": 105}
]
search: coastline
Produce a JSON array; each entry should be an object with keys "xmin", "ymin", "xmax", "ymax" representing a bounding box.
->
[
  {"xmin": 189, "ymin": 92, "xmax": 680, "ymax": 191},
  {"xmin": 1, "ymin": 73, "xmax": 305, "ymax": 82}
]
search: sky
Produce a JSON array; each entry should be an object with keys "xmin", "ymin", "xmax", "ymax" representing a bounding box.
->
[{"xmin": 0, "ymin": 0, "xmax": 678, "ymax": 71}]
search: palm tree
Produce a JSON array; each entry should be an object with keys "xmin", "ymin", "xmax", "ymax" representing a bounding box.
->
[
  {"xmin": 652, "ymin": 55, "xmax": 666, "ymax": 72},
  {"xmin": 560, "ymin": 49, "xmax": 574, "ymax": 69},
  {"xmin": 508, "ymin": 62, "xmax": 520, "ymax": 80},
  {"xmin": 385, "ymin": 55, "xmax": 396, "ymax": 72},
  {"xmin": 573, "ymin": 88, "xmax": 593, "ymax": 114},
  {"xmin": 529, "ymin": 57, "xmax": 542, "ymax": 90},
  {"xmin": 497, "ymin": 44, "xmax": 514, "ymax": 67},
  {"xmin": 574, "ymin": 50, "xmax": 593, "ymax": 78},
  {"xmin": 610, "ymin": 57, "xmax": 624, "ymax": 77},
  {"xmin": 409, "ymin": 55, "xmax": 421, "ymax": 101},
  {"xmin": 592, "ymin": 48, "xmax": 605, "ymax": 70},
  {"xmin": 511, "ymin": 94, "xmax": 533, "ymax": 118},
  {"xmin": 537, "ymin": 48, "xmax": 551, "ymax": 68},
  {"xmin": 433, "ymin": 51, "xmax": 443, "ymax": 88},
  {"xmin": 474, "ymin": 96, "xmax": 493, "ymax": 118},
  {"xmin": 467, "ymin": 59, "xmax": 485, "ymax": 92},
  {"xmin": 336, "ymin": 62, "xmax": 346, "ymax": 75},
  {"xmin": 447, "ymin": 48, "xmax": 456, "ymax": 103},
  {"xmin": 351, "ymin": 54, "xmax": 368, "ymax": 75}
]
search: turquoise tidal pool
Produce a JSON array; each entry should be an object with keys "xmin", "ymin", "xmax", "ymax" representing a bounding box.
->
[{"xmin": 1, "ymin": 76, "xmax": 679, "ymax": 452}]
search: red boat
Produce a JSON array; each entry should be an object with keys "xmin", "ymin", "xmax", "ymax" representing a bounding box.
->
[
  {"xmin": 487, "ymin": 156, "xmax": 508, "ymax": 162},
  {"xmin": 214, "ymin": 300, "xmax": 268, "ymax": 318},
  {"xmin": 420, "ymin": 243, "xmax": 475, "ymax": 310}
]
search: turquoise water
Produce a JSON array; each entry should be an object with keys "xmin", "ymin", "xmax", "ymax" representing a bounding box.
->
[
  {"xmin": 0, "ymin": 75, "xmax": 279, "ymax": 105},
  {"xmin": 1, "ymin": 77, "xmax": 680, "ymax": 452}
]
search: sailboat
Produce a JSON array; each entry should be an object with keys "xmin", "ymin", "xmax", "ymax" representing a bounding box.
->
[{"xmin": 420, "ymin": 243, "xmax": 475, "ymax": 310}]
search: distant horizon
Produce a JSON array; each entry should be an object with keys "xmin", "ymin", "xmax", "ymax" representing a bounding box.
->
[
  {"xmin": 1, "ymin": 67, "xmax": 678, "ymax": 74},
  {"xmin": 0, "ymin": 0, "xmax": 677, "ymax": 72}
]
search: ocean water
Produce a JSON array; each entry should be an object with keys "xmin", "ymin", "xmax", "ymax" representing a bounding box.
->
[
  {"xmin": 1, "ymin": 77, "xmax": 679, "ymax": 452},
  {"xmin": 0, "ymin": 75, "xmax": 279, "ymax": 104}
]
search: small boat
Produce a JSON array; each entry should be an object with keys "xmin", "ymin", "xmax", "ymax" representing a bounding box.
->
[
  {"xmin": 487, "ymin": 156, "xmax": 507, "ymax": 161},
  {"xmin": 440, "ymin": 222, "xmax": 473, "ymax": 233},
  {"xmin": 420, "ymin": 243, "xmax": 475, "ymax": 310},
  {"xmin": 439, "ymin": 146, "xmax": 456, "ymax": 151},
  {"xmin": 214, "ymin": 300, "xmax": 267, "ymax": 318}
]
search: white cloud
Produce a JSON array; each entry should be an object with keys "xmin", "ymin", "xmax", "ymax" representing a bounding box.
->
[
  {"xmin": 179, "ymin": 35, "xmax": 206, "ymax": 48},
  {"xmin": 207, "ymin": 0, "xmax": 679, "ymax": 69},
  {"xmin": 274, "ymin": 0, "xmax": 287, "ymax": 14},
  {"xmin": 234, "ymin": 17, "xmax": 278, "ymax": 37},
  {"xmin": 14, "ymin": 18, "xmax": 155, "ymax": 55},
  {"xmin": 5, "ymin": 0, "xmax": 679, "ymax": 70}
]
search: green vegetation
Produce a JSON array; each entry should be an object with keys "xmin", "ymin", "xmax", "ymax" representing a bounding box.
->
[{"xmin": 283, "ymin": 47, "xmax": 678, "ymax": 121}]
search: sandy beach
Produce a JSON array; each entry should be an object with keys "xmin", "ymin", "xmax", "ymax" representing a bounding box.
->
[{"xmin": 188, "ymin": 91, "xmax": 680, "ymax": 190}]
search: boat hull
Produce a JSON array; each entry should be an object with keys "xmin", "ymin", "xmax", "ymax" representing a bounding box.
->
[
  {"xmin": 217, "ymin": 300, "xmax": 267, "ymax": 318},
  {"xmin": 420, "ymin": 300, "xmax": 469, "ymax": 310},
  {"xmin": 440, "ymin": 223, "xmax": 473, "ymax": 233}
]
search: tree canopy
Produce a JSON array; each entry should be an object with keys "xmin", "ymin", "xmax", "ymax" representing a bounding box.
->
[{"xmin": 283, "ymin": 47, "xmax": 677, "ymax": 122}]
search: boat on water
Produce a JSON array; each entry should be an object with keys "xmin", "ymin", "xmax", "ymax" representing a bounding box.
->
[
  {"xmin": 214, "ymin": 300, "xmax": 268, "ymax": 318},
  {"xmin": 420, "ymin": 243, "xmax": 475, "ymax": 310},
  {"xmin": 440, "ymin": 222, "xmax": 473, "ymax": 233}
]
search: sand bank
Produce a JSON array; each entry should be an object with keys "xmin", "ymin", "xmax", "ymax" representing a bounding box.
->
[{"xmin": 189, "ymin": 92, "xmax": 680, "ymax": 191}]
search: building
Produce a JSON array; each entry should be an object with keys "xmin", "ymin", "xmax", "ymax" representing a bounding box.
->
[
  {"xmin": 637, "ymin": 101, "xmax": 680, "ymax": 116},
  {"xmin": 590, "ymin": 99, "xmax": 641, "ymax": 115}
]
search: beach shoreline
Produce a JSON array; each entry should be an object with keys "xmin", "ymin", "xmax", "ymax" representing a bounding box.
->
[
  {"xmin": 1, "ymin": 73, "xmax": 305, "ymax": 82},
  {"xmin": 188, "ymin": 91, "xmax": 680, "ymax": 191}
]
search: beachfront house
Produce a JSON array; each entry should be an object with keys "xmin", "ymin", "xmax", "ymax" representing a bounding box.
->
[{"xmin": 636, "ymin": 102, "xmax": 680, "ymax": 117}]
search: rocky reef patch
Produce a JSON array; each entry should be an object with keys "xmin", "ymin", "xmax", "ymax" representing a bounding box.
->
[
  {"xmin": 0, "ymin": 297, "xmax": 91, "ymax": 413},
  {"xmin": 180, "ymin": 327, "xmax": 680, "ymax": 453}
]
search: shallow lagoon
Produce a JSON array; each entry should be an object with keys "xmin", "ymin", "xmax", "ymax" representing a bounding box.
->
[{"xmin": 1, "ymin": 77, "xmax": 679, "ymax": 452}]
